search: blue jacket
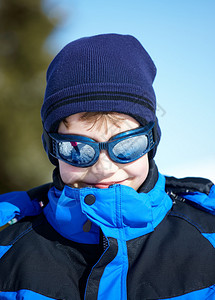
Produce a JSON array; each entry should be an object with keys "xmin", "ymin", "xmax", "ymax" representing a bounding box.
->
[{"xmin": 0, "ymin": 173, "xmax": 215, "ymax": 299}]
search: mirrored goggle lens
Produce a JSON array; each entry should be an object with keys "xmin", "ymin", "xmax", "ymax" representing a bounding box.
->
[
  {"xmin": 58, "ymin": 141, "xmax": 96, "ymax": 165},
  {"xmin": 112, "ymin": 135, "xmax": 148, "ymax": 161}
]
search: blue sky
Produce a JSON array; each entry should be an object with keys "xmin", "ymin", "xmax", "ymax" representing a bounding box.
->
[{"xmin": 43, "ymin": 0, "xmax": 215, "ymax": 182}]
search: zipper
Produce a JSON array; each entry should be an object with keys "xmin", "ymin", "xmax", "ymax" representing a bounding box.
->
[{"xmin": 102, "ymin": 233, "xmax": 109, "ymax": 250}]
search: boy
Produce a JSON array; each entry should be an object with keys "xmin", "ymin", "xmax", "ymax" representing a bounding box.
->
[{"xmin": 0, "ymin": 33, "xmax": 215, "ymax": 300}]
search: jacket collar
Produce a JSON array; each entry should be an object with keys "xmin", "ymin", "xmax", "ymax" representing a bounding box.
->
[{"xmin": 44, "ymin": 173, "xmax": 172, "ymax": 244}]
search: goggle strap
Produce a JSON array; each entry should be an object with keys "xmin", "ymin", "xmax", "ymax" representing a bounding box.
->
[
  {"xmin": 152, "ymin": 119, "xmax": 158, "ymax": 145},
  {"xmin": 43, "ymin": 129, "xmax": 54, "ymax": 155}
]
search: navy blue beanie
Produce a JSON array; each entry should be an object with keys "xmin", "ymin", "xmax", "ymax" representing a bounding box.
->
[{"xmin": 41, "ymin": 33, "xmax": 161, "ymax": 162}]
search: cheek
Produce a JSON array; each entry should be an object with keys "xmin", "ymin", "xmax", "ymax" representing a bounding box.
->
[
  {"xmin": 59, "ymin": 160, "xmax": 87, "ymax": 185},
  {"xmin": 125, "ymin": 154, "xmax": 149, "ymax": 181}
]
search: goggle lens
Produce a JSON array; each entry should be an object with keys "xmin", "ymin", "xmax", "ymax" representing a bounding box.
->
[
  {"xmin": 58, "ymin": 141, "xmax": 96, "ymax": 165},
  {"xmin": 112, "ymin": 135, "xmax": 148, "ymax": 161}
]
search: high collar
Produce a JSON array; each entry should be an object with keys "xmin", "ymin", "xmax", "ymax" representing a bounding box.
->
[
  {"xmin": 44, "ymin": 173, "xmax": 172, "ymax": 244},
  {"xmin": 138, "ymin": 159, "xmax": 158, "ymax": 193}
]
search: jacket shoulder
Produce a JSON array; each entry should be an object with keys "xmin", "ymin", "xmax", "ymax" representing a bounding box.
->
[
  {"xmin": 165, "ymin": 175, "xmax": 215, "ymax": 213},
  {"xmin": 165, "ymin": 175, "xmax": 213, "ymax": 195}
]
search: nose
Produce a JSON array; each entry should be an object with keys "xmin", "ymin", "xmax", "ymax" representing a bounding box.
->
[{"xmin": 90, "ymin": 150, "xmax": 119, "ymax": 178}]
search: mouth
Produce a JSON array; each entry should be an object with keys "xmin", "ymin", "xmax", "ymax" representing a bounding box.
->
[{"xmin": 85, "ymin": 180, "xmax": 127, "ymax": 189}]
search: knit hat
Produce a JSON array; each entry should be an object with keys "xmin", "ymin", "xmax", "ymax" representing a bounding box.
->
[{"xmin": 41, "ymin": 33, "xmax": 161, "ymax": 163}]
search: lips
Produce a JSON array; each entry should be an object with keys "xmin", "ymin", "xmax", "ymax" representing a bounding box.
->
[
  {"xmin": 86, "ymin": 180, "xmax": 126, "ymax": 189},
  {"xmin": 93, "ymin": 183, "xmax": 112, "ymax": 189}
]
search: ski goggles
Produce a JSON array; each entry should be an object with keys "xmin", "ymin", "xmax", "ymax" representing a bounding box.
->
[{"xmin": 44, "ymin": 122, "xmax": 156, "ymax": 168}]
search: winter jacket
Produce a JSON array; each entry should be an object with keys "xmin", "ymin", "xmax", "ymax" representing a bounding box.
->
[{"xmin": 0, "ymin": 172, "xmax": 215, "ymax": 300}]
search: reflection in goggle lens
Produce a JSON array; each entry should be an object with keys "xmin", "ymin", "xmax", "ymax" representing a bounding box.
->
[
  {"xmin": 112, "ymin": 135, "xmax": 148, "ymax": 161},
  {"xmin": 59, "ymin": 142, "xmax": 96, "ymax": 165}
]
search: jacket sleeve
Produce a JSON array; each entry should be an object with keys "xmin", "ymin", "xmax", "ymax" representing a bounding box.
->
[
  {"xmin": 0, "ymin": 191, "xmax": 42, "ymax": 226},
  {"xmin": 0, "ymin": 183, "xmax": 51, "ymax": 226}
]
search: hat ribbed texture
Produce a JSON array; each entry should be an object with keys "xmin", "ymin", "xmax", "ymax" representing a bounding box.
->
[{"xmin": 41, "ymin": 33, "xmax": 161, "ymax": 161}]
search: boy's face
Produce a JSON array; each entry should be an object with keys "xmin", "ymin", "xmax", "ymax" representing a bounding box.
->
[{"xmin": 58, "ymin": 113, "xmax": 149, "ymax": 191}]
